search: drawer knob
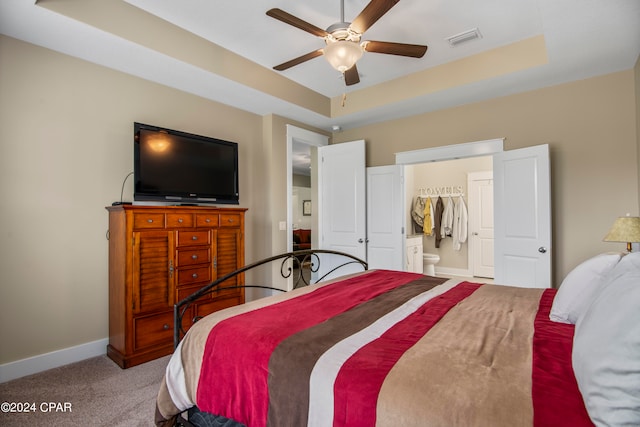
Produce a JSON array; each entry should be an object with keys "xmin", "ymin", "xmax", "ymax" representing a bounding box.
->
[
  {"xmin": 205, "ymin": 218, "xmax": 211, "ymax": 223},
  {"xmin": 191, "ymin": 254, "xmax": 198, "ymax": 260},
  {"xmin": 192, "ymin": 273, "xmax": 198, "ymax": 279},
  {"xmin": 178, "ymin": 218, "xmax": 183, "ymax": 223},
  {"xmin": 192, "ymin": 236, "xmax": 198, "ymax": 241},
  {"xmin": 163, "ymin": 324, "xmax": 169, "ymax": 330},
  {"xmin": 228, "ymin": 218, "xmax": 234, "ymax": 223},
  {"xmin": 147, "ymin": 219, "xmax": 153, "ymax": 223}
]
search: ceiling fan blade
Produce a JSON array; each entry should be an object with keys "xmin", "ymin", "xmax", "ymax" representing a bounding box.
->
[
  {"xmin": 344, "ymin": 64, "xmax": 360, "ymax": 86},
  {"xmin": 363, "ymin": 41, "xmax": 427, "ymax": 58},
  {"xmin": 350, "ymin": 0, "xmax": 400, "ymax": 34},
  {"xmin": 266, "ymin": 8, "xmax": 329, "ymax": 38},
  {"xmin": 273, "ymin": 49, "xmax": 324, "ymax": 71}
]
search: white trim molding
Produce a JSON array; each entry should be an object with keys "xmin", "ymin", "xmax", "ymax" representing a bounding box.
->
[
  {"xmin": 435, "ymin": 266, "xmax": 472, "ymax": 278},
  {"xmin": 0, "ymin": 338, "xmax": 108, "ymax": 383},
  {"xmin": 395, "ymin": 138, "xmax": 504, "ymax": 165}
]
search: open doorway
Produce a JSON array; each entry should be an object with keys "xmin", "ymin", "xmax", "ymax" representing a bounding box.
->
[
  {"xmin": 397, "ymin": 139, "xmax": 503, "ymax": 280},
  {"xmin": 291, "ymin": 142, "xmax": 313, "ymax": 284},
  {"xmin": 398, "ymin": 140, "xmax": 552, "ymax": 288},
  {"xmin": 404, "ymin": 156, "xmax": 494, "ymax": 279},
  {"xmin": 286, "ymin": 125, "xmax": 328, "ymax": 289}
]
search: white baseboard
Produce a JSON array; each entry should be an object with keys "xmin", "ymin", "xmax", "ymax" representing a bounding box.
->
[
  {"xmin": 0, "ymin": 338, "xmax": 108, "ymax": 384},
  {"xmin": 435, "ymin": 266, "xmax": 472, "ymax": 278}
]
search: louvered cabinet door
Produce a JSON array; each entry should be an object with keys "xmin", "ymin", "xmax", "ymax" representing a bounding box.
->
[
  {"xmin": 215, "ymin": 228, "xmax": 242, "ymax": 286},
  {"xmin": 190, "ymin": 227, "xmax": 244, "ymax": 323},
  {"xmin": 132, "ymin": 230, "xmax": 175, "ymax": 313}
]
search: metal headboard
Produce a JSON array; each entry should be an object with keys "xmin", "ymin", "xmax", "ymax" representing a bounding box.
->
[{"xmin": 173, "ymin": 249, "xmax": 368, "ymax": 348}]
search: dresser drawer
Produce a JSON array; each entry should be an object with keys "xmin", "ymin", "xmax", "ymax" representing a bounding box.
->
[
  {"xmin": 177, "ymin": 266, "xmax": 211, "ymax": 286},
  {"xmin": 166, "ymin": 213, "xmax": 194, "ymax": 228},
  {"xmin": 220, "ymin": 213, "xmax": 241, "ymax": 227},
  {"xmin": 196, "ymin": 213, "xmax": 219, "ymax": 228},
  {"xmin": 133, "ymin": 213, "xmax": 165, "ymax": 229},
  {"xmin": 176, "ymin": 247, "xmax": 210, "ymax": 267},
  {"xmin": 133, "ymin": 311, "xmax": 173, "ymax": 350},
  {"xmin": 177, "ymin": 230, "xmax": 210, "ymax": 246}
]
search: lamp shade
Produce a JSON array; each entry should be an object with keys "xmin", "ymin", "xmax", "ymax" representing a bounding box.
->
[
  {"xmin": 324, "ymin": 40, "xmax": 363, "ymax": 73},
  {"xmin": 603, "ymin": 216, "xmax": 640, "ymax": 252}
]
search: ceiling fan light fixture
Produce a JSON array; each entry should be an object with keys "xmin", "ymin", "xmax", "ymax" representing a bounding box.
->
[{"xmin": 323, "ymin": 40, "xmax": 364, "ymax": 73}]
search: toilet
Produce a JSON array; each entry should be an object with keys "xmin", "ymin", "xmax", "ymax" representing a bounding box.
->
[{"xmin": 423, "ymin": 253, "xmax": 440, "ymax": 276}]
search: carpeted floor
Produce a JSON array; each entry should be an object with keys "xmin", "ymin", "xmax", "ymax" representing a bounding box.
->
[{"xmin": 0, "ymin": 354, "xmax": 170, "ymax": 426}]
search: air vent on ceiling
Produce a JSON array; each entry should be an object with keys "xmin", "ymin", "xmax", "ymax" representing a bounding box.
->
[{"xmin": 446, "ymin": 28, "xmax": 482, "ymax": 47}]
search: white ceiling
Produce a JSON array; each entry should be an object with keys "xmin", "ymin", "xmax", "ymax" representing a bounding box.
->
[
  {"xmin": 125, "ymin": 0, "xmax": 545, "ymax": 97},
  {"xmin": 0, "ymin": 0, "xmax": 639, "ymax": 134}
]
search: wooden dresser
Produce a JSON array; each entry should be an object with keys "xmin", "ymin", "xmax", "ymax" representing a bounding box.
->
[{"xmin": 106, "ymin": 205, "xmax": 247, "ymax": 368}]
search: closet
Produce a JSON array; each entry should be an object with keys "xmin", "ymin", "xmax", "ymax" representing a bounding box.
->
[{"xmin": 405, "ymin": 156, "xmax": 491, "ymax": 278}]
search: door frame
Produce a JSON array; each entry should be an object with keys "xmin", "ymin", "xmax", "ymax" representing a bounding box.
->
[
  {"xmin": 395, "ymin": 139, "xmax": 504, "ymax": 165},
  {"xmin": 396, "ymin": 138, "xmax": 504, "ymax": 277},
  {"xmin": 286, "ymin": 125, "xmax": 329, "ymax": 252}
]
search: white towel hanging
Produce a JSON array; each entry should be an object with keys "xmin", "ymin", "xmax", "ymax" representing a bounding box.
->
[
  {"xmin": 452, "ymin": 195, "xmax": 468, "ymax": 251},
  {"xmin": 441, "ymin": 195, "xmax": 454, "ymax": 237}
]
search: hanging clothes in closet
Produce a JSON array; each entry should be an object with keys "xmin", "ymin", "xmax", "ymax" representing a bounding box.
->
[
  {"xmin": 423, "ymin": 197, "xmax": 434, "ymax": 236},
  {"xmin": 434, "ymin": 196, "xmax": 444, "ymax": 248},
  {"xmin": 441, "ymin": 195, "xmax": 454, "ymax": 238},
  {"xmin": 452, "ymin": 195, "xmax": 468, "ymax": 251},
  {"xmin": 411, "ymin": 196, "xmax": 425, "ymax": 234}
]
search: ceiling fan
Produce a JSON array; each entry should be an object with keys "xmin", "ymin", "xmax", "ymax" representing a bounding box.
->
[{"xmin": 267, "ymin": 0, "xmax": 428, "ymax": 86}]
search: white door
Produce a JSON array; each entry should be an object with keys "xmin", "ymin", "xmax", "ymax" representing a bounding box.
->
[
  {"xmin": 317, "ymin": 140, "xmax": 366, "ymax": 280},
  {"xmin": 493, "ymin": 144, "xmax": 551, "ymax": 288},
  {"xmin": 367, "ymin": 165, "xmax": 404, "ymax": 271},
  {"xmin": 469, "ymin": 172, "xmax": 494, "ymax": 278}
]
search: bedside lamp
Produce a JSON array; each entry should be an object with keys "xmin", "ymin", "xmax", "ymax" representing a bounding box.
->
[{"xmin": 603, "ymin": 215, "xmax": 640, "ymax": 252}]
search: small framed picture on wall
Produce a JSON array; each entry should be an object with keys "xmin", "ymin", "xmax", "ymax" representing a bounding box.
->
[{"xmin": 303, "ymin": 200, "xmax": 311, "ymax": 216}]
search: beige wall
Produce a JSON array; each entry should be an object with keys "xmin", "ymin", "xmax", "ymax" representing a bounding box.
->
[
  {"xmin": 0, "ymin": 35, "xmax": 313, "ymax": 364},
  {"xmin": 335, "ymin": 70, "xmax": 639, "ymax": 286}
]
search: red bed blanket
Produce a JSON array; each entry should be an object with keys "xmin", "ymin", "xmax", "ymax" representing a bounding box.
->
[{"xmin": 156, "ymin": 270, "xmax": 592, "ymax": 427}]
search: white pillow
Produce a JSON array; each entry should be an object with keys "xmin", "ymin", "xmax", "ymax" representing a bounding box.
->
[
  {"xmin": 572, "ymin": 252, "xmax": 640, "ymax": 426},
  {"xmin": 549, "ymin": 252, "xmax": 623, "ymax": 324}
]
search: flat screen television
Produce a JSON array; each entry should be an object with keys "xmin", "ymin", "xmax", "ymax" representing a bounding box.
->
[{"xmin": 134, "ymin": 122, "xmax": 239, "ymax": 205}]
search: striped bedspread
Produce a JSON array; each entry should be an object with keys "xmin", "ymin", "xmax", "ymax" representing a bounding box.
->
[{"xmin": 156, "ymin": 270, "xmax": 592, "ymax": 427}]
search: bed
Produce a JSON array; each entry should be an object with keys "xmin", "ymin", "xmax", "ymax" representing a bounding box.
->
[{"xmin": 155, "ymin": 249, "xmax": 640, "ymax": 427}]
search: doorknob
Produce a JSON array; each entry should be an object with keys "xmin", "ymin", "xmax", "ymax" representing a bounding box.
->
[
  {"xmin": 538, "ymin": 247, "xmax": 547, "ymax": 253},
  {"xmin": 472, "ymin": 232, "xmax": 479, "ymax": 236},
  {"xmin": 358, "ymin": 238, "xmax": 364, "ymax": 243}
]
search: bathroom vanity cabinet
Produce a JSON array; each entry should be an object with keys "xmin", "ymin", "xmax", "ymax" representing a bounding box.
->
[{"xmin": 406, "ymin": 235, "xmax": 424, "ymax": 274}]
